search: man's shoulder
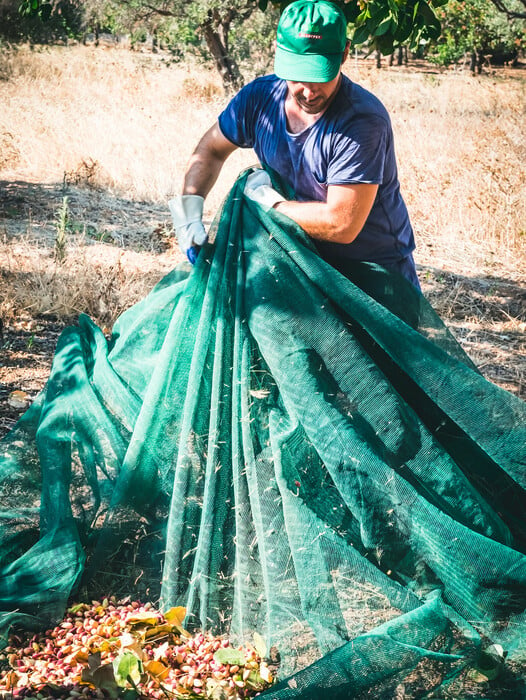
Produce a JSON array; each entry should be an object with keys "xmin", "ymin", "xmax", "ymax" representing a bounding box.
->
[
  {"xmin": 337, "ymin": 75, "xmax": 390, "ymax": 122},
  {"xmin": 243, "ymin": 73, "xmax": 285, "ymax": 97}
]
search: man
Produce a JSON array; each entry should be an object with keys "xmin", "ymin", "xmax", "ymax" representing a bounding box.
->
[{"xmin": 169, "ymin": 0, "xmax": 420, "ymax": 289}]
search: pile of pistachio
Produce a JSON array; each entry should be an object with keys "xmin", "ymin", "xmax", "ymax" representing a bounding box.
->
[{"xmin": 0, "ymin": 599, "xmax": 275, "ymax": 699}]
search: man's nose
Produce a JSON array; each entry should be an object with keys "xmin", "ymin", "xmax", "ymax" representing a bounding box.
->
[{"xmin": 301, "ymin": 83, "xmax": 317, "ymax": 99}]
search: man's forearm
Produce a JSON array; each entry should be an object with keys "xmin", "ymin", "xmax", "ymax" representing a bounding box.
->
[
  {"xmin": 183, "ymin": 151, "xmax": 225, "ymax": 198},
  {"xmin": 274, "ymin": 200, "xmax": 360, "ymax": 244},
  {"xmin": 274, "ymin": 182, "xmax": 378, "ymax": 244},
  {"xmin": 181, "ymin": 122, "xmax": 238, "ymax": 198}
]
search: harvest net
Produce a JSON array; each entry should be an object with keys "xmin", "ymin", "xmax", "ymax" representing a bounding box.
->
[{"xmin": 1, "ymin": 171, "xmax": 525, "ymax": 697}]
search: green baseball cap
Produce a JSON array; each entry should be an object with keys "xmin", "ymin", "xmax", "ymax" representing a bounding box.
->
[{"xmin": 274, "ymin": 0, "xmax": 348, "ymax": 83}]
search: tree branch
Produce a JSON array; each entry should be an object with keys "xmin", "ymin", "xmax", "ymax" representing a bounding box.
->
[
  {"xmin": 133, "ymin": 2, "xmax": 177, "ymax": 18},
  {"xmin": 487, "ymin": 0, "xmax": 526, "ymax": 19}
]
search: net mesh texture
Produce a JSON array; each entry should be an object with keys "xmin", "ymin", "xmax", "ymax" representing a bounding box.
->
[{"xmin": 1, "ymin": 171, "xmax": 525, "ymax": 697}]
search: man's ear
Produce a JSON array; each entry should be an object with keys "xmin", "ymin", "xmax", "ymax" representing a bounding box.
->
[{"xmin": 342, "ymin": 40, "xmax": 351, "ymax": 64}]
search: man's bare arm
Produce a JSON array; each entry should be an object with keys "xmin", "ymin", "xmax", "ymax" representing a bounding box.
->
[
  {"xmin": 183, "ymin": 122, "xmax": 238, "ymax": 197},
  {"xmin": 274, "ymin": 182, "xmax": 378, "ymax": 244}
]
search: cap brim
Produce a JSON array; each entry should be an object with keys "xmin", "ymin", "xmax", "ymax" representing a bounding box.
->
[{"xmin": 274, "ymin": 46, "xmax": 341, "ymax": 83}]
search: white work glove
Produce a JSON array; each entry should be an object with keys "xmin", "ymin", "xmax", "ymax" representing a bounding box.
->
[
  {"xmin": 168, "ymin": 195, "xmax": 208, "ymax": 264},
  {"xmin": 244, "ymin": 170, "xmax": 285, "ymax": 209}
]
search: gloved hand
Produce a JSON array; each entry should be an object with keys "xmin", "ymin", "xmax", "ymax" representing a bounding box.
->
[
  {"xmin": 244, "ymin": 170, "xmax": 285, "ymax": 209},
  {"xmin": 168, "ymin": 195, "xmax": 208, "ymax": 263}
]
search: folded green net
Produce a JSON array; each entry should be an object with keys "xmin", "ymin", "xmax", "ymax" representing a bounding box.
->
[{"xmin": 1, "ymin": 171, "xmax": 525, "ymax": 696}]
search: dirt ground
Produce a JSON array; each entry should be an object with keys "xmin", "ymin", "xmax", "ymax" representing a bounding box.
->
[{"xmin": 0, "ymin": 177, "xmax": 525, "ymax": 439}]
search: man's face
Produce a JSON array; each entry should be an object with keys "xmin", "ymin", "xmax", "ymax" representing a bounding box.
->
[{"xmin": 286, "ymin": 73, "xmax": 341, "ymax": 115}]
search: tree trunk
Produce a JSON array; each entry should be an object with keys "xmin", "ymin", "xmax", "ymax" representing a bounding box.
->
[
  {"xmin": 201, "ymin": 17, "xmax": 244, "ymax": 94},
  {"xmin": 376, "ymin": 50, "xmax": 382, "ymax": 68},
  {"xmin": 469, "ymin": 50, "xmax": 484, "ymax": 73}
]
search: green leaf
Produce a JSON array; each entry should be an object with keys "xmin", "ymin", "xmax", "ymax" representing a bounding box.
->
[
  {"xmin": 91, "ymin": 666, "xmax": 121, "ymax": 698},
  {"xmin": 368, "ymin": 3, "xmax": 386, "ymax": 20},
  {"xmin": 68, "ymin": 602, "xmax": 87, "ymax": 613},
  {"xmin": 88, "ymin": 651, "xmax": 102, "ymax": 672},
  {"xmin": 393, "ymin": 19, "xmax": 413, "ymax": 42},
  {"xmin": 424, "ymin": 15, "xmax": 442, "ymax": 40},
  {"xmin": 213, "ymin": 647, "xmax": 247, "ymax": 666},
  {"xmin": 375, "ymin": 33, "xmax": 395, "ymax": 54},
  {"xmin": 206, "ymin": 678, "xmax": 228, "ymax": 700},
  {"xmin": 113, "ymin": 652, "xmax": 144, "ymax": 688},
  {"xmin": 374, "ymin": 17, "xmax": 393, "ymax": 36},
  {"xmin": 355, "ymin": 8, "xmax": 369, "ymax": 24},
  {"xmin": 121, "ymin": 691, "xmax": 138, "ymax": 700},
  {"xmin": 258, "ymin": 0, "xmax": 269, "ymax": 10},
  {"xmin": 81, "ymin": 660, "xmax": 120, "ymax": 699},
  {"xmin": 352, "ymin": 24, "xmax": 371, "ymax": 46},
  {"xmin": 39, "ymin": 3, "xmax": 52, "ymax": 20},
  {"xmin": 416, "ymin": 1, "xmax": 437, "ymax": 22},
  {"xmin": 342, "ymin": 2, "xmax": 361, "ymax": 22},
  {"xmin": 245, "ymin": 669, "xmax": 267, "ymax": 690},
  {"xmin": 253, "ymin": 631, "xmax": 267, "ymax": 658}
]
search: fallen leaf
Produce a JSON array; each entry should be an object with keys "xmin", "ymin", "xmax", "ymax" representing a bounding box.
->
[
  {"xmin": 164, "ymin": 606, "xmax": 187, "ymax": 626},
  {"xmin": 253, "ymin": 631, "xmax": 267, "ymax": 658},
  {"xmin": 144, "ymin": 660, "xmax": 170, "ymax": 681},
  {"xmin": 213, "ymin": 648, "xmax": 246, "ymax": 666},
  {"xmin": 126, "ymin": 612, "xmax": 161, "ymax": 627},
  {"xmin": 7, "ymin": 390, "xmax": 30, "ymax": 409},
  {"xmin": 144, "ymin": 624, "xmax": 173, "ymax": 640},
  {"xmin": 113, "ymin": 652, "xmax": 143, "ymax": 688}
]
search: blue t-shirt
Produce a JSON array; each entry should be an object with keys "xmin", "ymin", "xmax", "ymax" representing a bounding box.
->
[{"xmin": 218, "ymin": 74, "xmax": 415, "ymax": 266}]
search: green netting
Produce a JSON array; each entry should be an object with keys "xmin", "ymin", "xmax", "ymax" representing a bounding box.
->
[{"xmin": 1, "ymin": 170, "xmax": 525, "ymax": 697}]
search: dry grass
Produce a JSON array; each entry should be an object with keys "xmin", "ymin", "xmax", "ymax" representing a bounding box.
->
[
  {"xmin": 0, "ymin": 45, "xmax": 251, "ymax": 210},
  {"xmin": 0, "ymin": 44, "xmax": 524, "ymax": 396}
]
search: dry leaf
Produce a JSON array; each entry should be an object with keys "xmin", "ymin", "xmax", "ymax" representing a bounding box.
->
[
  {"xmin": 144, "ymin": 660, "xmax": 170, "ymax": 681},
  {"xmin": 7, "ymin": 390, "xmax": 30, "ymax": 409}
]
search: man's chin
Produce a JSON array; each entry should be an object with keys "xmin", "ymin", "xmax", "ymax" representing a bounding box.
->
[{"xmin": 297, "ymin": 100, "xmax": 325, "ymax": 114}]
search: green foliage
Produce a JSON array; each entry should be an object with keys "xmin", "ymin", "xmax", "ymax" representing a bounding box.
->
[
  {"xmin": 10, "ymin": 0, "xmax": 447, "ymax": 60},
  {"xmin": 82, "ymin": 0, "xmax": 121, "ymax": 35},
  {"xmin": 428, "ymin": 0, "xmax": 525, "ymax": 65},
  {"xmin": 339, "ymin": 0, "xmax": 446, "ymax": 55},
  {"xmin": 229, "ymin": 5, "xmax": 280, "ymax": 77},
  {"xmin": 4, "ymin": 0, "xmax": 84, "ymax": 41},
  {"xmin": 261, "ymin": 0, "xmax": 442, "ymax": 54},
  {"xmin": 260, "ymin": 0, "xmax": 446, "ymax": 55}
]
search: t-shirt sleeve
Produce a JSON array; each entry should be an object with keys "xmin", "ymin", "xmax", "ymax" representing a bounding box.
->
[
  {"xmin": 218, "ymin": 82, "xmax": 256, "ymax": 149},
  {"xmin": 326, "ymin": 114, "xmax": 388, "ymax": 186}
]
